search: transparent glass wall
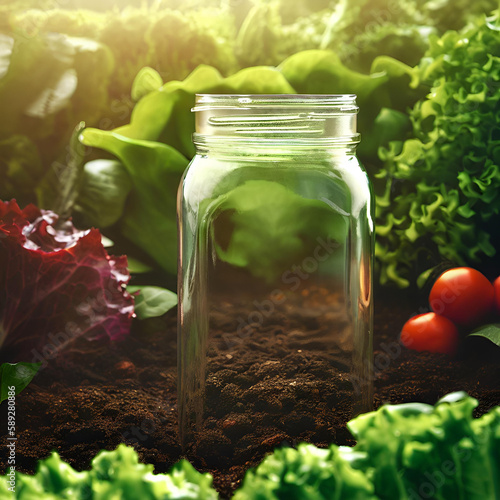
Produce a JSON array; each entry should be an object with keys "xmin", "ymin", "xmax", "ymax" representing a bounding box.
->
[{"xmin": 178, "ymin": 94, "xmax": 373, "ymax": 467}]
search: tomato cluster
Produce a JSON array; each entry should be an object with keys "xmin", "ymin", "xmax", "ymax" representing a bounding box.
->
[{"xmin": 400, "ymin": 267, "xmax": 500, "ymax": 355}]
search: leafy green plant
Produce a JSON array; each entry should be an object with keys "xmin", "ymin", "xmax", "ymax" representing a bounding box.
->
[
  {"xmin": 207, "ymin": 180, "xmax": 348, "ymax": 282},
  {"xmin": 234, "ymin": 443, "xmax": 377, "ymax": 500},
  {"xmin": 233, "ymin": 1, "xmax": 329, "ymax": 68},
  {"xmin": 0, "ymin": 362, "xmax": 40, "ymax": 404},
  {"xmin": 470, "ymin": 323, "xmax": 500, "ymax": 347},
  {"xmin": 348, "ymin": 392, "xmax": 500, "ymax": 499},
  {"xmin": 1, "ymin": 444, "xmax": 217, "ymax": 499},
  {"xmin": 276, "ymin": 50, "xmax": 418, "ymax": 166},
  {"xmin": 73, "ymin": 159, "xmax": 133, "ymax": 228},
  {"xmin": 79, "ymin": 129, "xmax": 189, "ymax": 275},
  {"xmin": 418, "ymin": 0, "xmax": 498, "ymax": 32},
  {"xmin": 127, "ymin": 286, "xmax": 178, "ymax": 320},
  {"xmin": 235, "ymin": 392, "xmax": 500, "ymax": 499},
  {"xmin": 338, "ymin": 23, "xmax": 435, "ymax": 73},
  {"xmin": 320, "ymin": 0, "xmax": 497, "ymax": 67},
  {"xmin": 148, "ymin": 8, "xmax": 237, "ymax": 83},
  {"xmin": 375, "ymin": 11, "xmax": 500, "ymax": 287},
  {"xmin": 2, "ymin": 0, "xmax": 499, "ymax": 289},
  {"xmin": 78, "ymin": 49, "xmax": 422, "ymax": 279},
  {"xmin": 79, "ymin": 65, "xmax": 295, "ymax": 274},
  {"xmin": 0, "ymin": 31, "xmax": 114, "ymax": 204},
  {"xmin": 1, "ymin": 393, "xmax": 499, "ymax": 498}
]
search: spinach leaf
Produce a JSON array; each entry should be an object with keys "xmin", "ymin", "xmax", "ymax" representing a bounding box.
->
[
  {"xmin": 469, "ymin": 324, "xmax": 500, "ymax": 348},
  {"xmin": 127, "ymin": 286, "xmax": 177, "ymax": 320},
  {"xmin": 0, "ymin": 362, "xmax": 41, "ymax": 404}
]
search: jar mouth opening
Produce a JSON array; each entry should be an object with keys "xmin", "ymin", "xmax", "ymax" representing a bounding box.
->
[{"xmin": 194, "ymin": 94, "xmax": 358, "ymax": 112}]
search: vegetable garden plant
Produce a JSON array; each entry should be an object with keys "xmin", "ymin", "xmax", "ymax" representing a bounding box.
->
[
  {"xmin": 2, "ymin": 392, "xmax": 500, "ymax": 499},
  {"xmin": 1, "ymin": 0, "xmax": 500, "ymax": 498}
]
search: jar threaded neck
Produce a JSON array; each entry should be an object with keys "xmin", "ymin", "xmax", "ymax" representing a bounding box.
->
[{"xmin": 193, "ymin": 94, "xmax": 360, "ymax": 150}]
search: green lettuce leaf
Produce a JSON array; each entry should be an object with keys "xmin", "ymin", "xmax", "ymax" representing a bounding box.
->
[
  {"xmin": 80, "ymin": 65, "xmax": 295, "ymax": 273},
  {"xmin": 208, "ymin": 180, "xmax": 348, "ymax": 282},
  {"xmin": 278, "ymin": 50, "xmax": 389, "ymax": 112},
  {"xmin": 234, "ymin": 443, "xmax": 377, "ymax": 500},
  {"xmin": 277, "ymin": 50, "xmax": 406, "ymax": 171},
  {"xmin": 348, "ymin": 392, "xmax": 500, "ymax": 499},
  {"xmin": 9, "ymin": 444, "xmax": 218, "ymax": 499},
  {"xmin": 115, "ymin": 64, "xmax": 295, "ymax": 158},
  {"xmin": 79, "ymin": 129, "xmax": 189, "ymax": 275},
  {"xmin": 74, "ymin": 159, "xmax": 133, "ymax": 228},
  {"xmin": 375, "ymin": 12, "xmax": 500, "ymax": 287},
  {"xmin": 131, "ymin": 67, "xmax": 163, "ymax": 102}
]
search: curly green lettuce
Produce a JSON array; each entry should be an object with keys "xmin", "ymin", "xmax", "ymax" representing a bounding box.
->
[
  {"xmin": 348, "ymin": 392, "xmax": 500, "ymax": 499},
  {"xmin": 1, "ymin": 444, "xmax": 217, "ymax": 499},
  {"xmin": 234, "ymin": 443, "xmax": 377, "ymax": 500},
  {"xmin": 234, "ymin": 392, "xmax": 500, "ymax": 499},
  {"xmin": 321, "ymin": 0, "xmax": 497, "ymax": 74},
  {"xmin": 375, "ymin": 12, "xmax": 500, "ymax": 287},
  {"xmin": 1, "ymin": 393, "xmax": 500, "ymax": 498}
]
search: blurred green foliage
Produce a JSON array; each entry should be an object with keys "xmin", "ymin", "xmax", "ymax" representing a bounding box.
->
[{"xmin": 0, "ymin": 0, "xmax": 499, "ymax": 287}]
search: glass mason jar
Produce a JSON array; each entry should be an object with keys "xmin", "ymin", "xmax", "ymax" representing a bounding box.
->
[{"xmin": 177, "ymin": 94, "xmax": 373, "ymax": 466}]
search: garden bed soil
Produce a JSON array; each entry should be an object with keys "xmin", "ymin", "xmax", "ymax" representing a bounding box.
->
[
  {"xmin": 181, "ymin": 285, "xmax": 361, "ymax": 468},
  {"xmin": 1, "ymin": 290, "xmax": 500, "ymax": 499}
]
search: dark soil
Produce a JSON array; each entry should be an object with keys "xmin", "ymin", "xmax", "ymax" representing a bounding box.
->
[
  {"xmin": 182, "ymin": 286, "xmax": 358, "ymax": 471},
  {"xmin": 1, "ymin": 289, "xmax": 500, "ymax": 499}
]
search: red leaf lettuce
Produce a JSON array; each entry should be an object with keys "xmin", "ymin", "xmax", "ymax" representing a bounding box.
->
[{"xmin": 0, "ymin": 200, "xmax": 134, "ymax": 362}]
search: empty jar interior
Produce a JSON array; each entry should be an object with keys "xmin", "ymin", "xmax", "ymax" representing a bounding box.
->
[{"xmin": 178, "ymin": 94, "xmax": 373, "ymax": 468}]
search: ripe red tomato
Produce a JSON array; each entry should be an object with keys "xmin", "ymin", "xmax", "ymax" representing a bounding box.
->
[
  {"xmin": 400, "ymin": 313, "xmax": 458, "ymax": 354},
  {"xmin": 494, "ymin": 276, "xmax": 500, "ymax": 314},
  {"xmin": 428, "ymin": 267, "xmax": 494, "ymax": 327}
]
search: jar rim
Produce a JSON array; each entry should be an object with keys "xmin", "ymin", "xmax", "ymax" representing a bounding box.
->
[{"xmin": 194, "ymin": 94, "xmax": 358, "ymax": 111}]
